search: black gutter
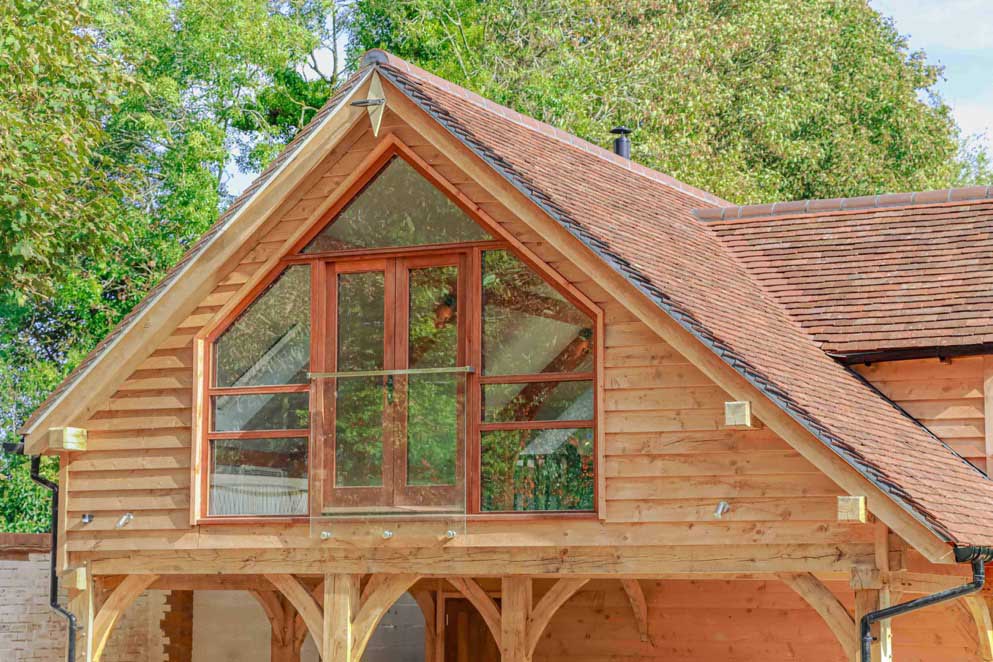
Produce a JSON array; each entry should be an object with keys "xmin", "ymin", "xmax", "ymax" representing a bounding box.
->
[
  {"xmin": 29, "ymin": 454, "xmax": 77, "ymax": 662},
  {"xmin": 831, "ymin": 342, "xmax": 993, "ymax": 366},
  {"xmin": 860, "ymin": 546, "xmax": 993, "ymax": 661}
]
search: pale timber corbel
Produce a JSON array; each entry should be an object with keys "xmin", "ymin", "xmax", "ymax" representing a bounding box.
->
[
  {"xmin": 960, "ymin": 595, "xmax": 993, "ymax": 661},
  {"xmin": 266, "ymin": 574, "xmax": 323, "ymax": 650},
  {"xmin": 89, "ymin": 574, "xmax": 158, "ymax": 662},
  {"xmin": 780, "ymin": 572, "xmax": 856, "ymax": 660},
  {"xmin": 620, "ymin": 579, "xmax": 652, "ymax": 644}
]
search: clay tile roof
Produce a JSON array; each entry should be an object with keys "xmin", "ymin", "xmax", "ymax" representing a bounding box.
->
[
  {"xmin": 370, "ymin": 50, "xmax": 993, "ymax": 546},
  {"xmin": 708, "ymin": 196, "xmax": 993, "ymax": 358}
]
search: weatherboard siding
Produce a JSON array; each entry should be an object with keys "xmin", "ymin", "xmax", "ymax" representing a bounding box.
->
[
  {"xmin": 61, "ymin": 110, "xmax": 868, "ymax": 559},
  {"xmin": 856, "ymin": 356, "xmax": 990, "ymax": 473}
]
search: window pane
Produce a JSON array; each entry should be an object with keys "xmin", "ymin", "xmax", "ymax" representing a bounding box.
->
[
  {"xmin": 212, "ymin": 392, "xmax": 309, "ymax": 432},
  {"xmin": 483, "ymin": 380, "xmax": 593, "ymax": 423},
  {"xmin": 338, "ymin": 271, "xmax": 385, "ymax": 371},
  {"xmin": 214, "ymin": 265, "xmax": 310, "ymax": 387},
  {"xmin": 409, "ymin": 265, "xmax": 458, "ymax": 370},
  {"xmin": 335, "ymin": 376, "xmax": 385, "ymax": 487},
  {"xmin": 209, "ymin": 437, "xmax": 307, "ymax": 516},
  {"xmin": 405, "ymin": 373, "xmax": 458, "ymax": 486},
  {"xmin": 480, "ymin": 428, "xmax": 594, "ymax": 512},
  {"xmin": 303, "ymin": 158, "xmax": 491, "ymax": 253},
  {"xmin": 482, "ymin": 250, "xmax": 593, "ymax": 375}
]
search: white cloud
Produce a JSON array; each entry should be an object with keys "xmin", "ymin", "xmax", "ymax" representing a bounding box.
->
[{"xmin": 872, "ymin": 0, "xmax": 993, "ymax": 51}]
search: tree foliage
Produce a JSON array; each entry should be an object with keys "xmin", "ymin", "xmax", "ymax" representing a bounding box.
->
[
  {"xmin": 350, "ymin": 0, "xmax": 986, "ymax": 204},
  {"xmin": 1, "ymin": 0, "xmax": 348, "ymax": 532}
]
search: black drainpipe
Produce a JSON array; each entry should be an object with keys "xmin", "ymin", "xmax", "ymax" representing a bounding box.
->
[
  {"xmin": 29, "ymin": 452, "xmax": 77, "ymax": 662},
  {"xmin": 860, "ymin": 546, "xmax": 993, "ymax": 661}
]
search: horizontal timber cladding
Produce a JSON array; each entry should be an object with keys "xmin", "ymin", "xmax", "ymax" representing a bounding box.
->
[
  {"xmin": 855, "ymin": 356, "xmax": 991, "ymax": 473},
  {"xmin": 65, "ymin": 109, "xmax": 869, "ymax": 565},
  {"xmin": 526, "ymin": 579, "xmax": 986, "ymax": 662}
]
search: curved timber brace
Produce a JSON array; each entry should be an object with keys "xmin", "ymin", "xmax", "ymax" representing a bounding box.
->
[{"xmin": 860, "ymin": 547, "xmax": 993, "ymax": 662}]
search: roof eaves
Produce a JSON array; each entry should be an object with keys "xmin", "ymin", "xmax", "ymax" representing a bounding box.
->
[{"xmin": 375, "ymin": 62, "xmax": 956, "ymax": 547}]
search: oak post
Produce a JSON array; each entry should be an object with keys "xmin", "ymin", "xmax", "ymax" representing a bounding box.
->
[
  {"xmin": 324, "ymin": 573, "xmax": 357, "ymax": 662},
  {"xmin": 501, "ymin": 577, "xmax": 532, "ymax": 662},
  {"xmin": 854, "ymin": 588, "xmax": 892, "ymax": 662}
]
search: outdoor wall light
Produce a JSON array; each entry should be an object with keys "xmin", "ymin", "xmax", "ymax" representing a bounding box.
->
[
  {"xmin": 80, "ymin": 514, "xmax": 94, "ymax": 525},
  {"xmin": 320, "ymin": 531, "xmax": 333, "ymax": 540},
  {"xmin": 114, "ymin": 512, "xmax": 134, "ymax": 529},
  {"xmin": 382, "ymin": 530, "xmax": 394, "ymax": 540},
  {"xmin": 713, "ymin": 501, "xmax": 731, "ymax": 519},
  {"xmin": 445, "ymin": 530, "xmax": 457, "ymax": 540}
]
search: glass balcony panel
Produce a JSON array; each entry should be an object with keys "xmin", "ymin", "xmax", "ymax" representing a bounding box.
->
[
  {"xmin": 334, "ymin": 375, "xmax": 387, "ymax": 488},
  {"xmin": 404, "ymin": 373, "xmax": 460, "ymax": 487},
  {"xmin": 312, "ymin": 370, "xmax": 467, "ymax": 541},
  {"xmin": 480, "ymin": 427, "xmax": 594, "ymax": 512}
]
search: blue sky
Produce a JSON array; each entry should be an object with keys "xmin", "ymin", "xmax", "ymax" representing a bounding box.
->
[{"xmin": 871, "ymin": 0, "xmax": 993, "ymax": 150}]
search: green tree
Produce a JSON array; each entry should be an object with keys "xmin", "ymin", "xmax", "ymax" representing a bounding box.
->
[
  {"xmin": 0, "ymin": 1, "xmax": 134, "ymax": 297},
  {"xmin": 0, "ymin": 0, "xmax": 350, "ymax": 531},
  {"xmin": 349, "ymin": 0, "xmax": 988, "ymax": 204}
]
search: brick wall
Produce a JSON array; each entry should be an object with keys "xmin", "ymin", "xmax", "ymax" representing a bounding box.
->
[{"xmin": 0, "ymin": 534, "xmax": 165, "ymax": 662}]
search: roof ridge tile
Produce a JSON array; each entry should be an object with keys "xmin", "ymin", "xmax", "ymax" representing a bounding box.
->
[{"xmin": 698, "ymin": 185, "xmax": 993, "ymax": 222}]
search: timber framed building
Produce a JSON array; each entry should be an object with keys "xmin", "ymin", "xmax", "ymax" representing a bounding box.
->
[{"xmin": 18, "ymin": 50, "xmax": 993, "ymax": 661}]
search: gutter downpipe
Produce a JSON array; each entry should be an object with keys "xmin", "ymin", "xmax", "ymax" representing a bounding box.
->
[
  {"xmin": 860, "ymin": 546, "xmax": 993, "ymax": 662},
  {"xmin": 29, "ymin": 453, "xmax": 77, "ymax": 662}
]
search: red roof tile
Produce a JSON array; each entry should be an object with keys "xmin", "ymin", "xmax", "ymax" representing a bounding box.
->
[
  {"xmin": 710, "ymin": 199, "xmax": 993, "ymax": 357},
  {"xmin": 374, "ymin": 51, "xmax": 993, "ymax": 546}
]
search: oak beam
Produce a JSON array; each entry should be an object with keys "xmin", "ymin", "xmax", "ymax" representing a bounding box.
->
[
  {"xmin": 780, "ymin": 572, "xmax": 856, "ymax": 660},
  {"xmin": 410, "ymin": 589, "xmax": 438, "ymax": 662},
  {"xmin": 619, "ymin": 579, "xmax": 651, "ymax": 644},
  {"xmin": 87, "ymin": 543, "xmax": 876, "ymax": 576},
  {"xmin": 854, "ymin": 588, "xmax": 892, "ymax": 662}
]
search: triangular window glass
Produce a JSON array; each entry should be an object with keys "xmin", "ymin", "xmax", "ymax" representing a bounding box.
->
[{"xmin": 303, "ymin": 156, "xmax": 492, "ymax": 253}]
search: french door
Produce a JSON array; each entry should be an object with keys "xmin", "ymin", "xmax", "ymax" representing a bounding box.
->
[{"xmin": 322, "ymin": 253, "xmax": 467, "ymax": 512}]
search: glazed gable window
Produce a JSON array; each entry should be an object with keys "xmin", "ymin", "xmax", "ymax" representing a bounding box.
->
[
  {"xmin": 208, "ymin": 265, "xmax": 311, "ymax": 516},
  {"xmin": 202, "ymin": 151, "xmax": 598, "ymax": 519}
]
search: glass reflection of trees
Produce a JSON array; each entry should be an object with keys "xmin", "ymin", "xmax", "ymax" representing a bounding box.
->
[
  {"xmin": 209, "ymin": 265, "xmax": 311, "ymax": 516},
  {"xmin": 480, "ymin": 250, "xmax": 595, "ymax": 512}
]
